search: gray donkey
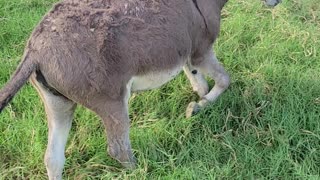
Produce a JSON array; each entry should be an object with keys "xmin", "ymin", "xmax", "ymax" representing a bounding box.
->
[{"xmin": 0, "ymin": 0, "xmax": 280, "ymax": 179}]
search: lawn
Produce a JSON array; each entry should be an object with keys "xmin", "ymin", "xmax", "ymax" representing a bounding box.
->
[{"xmin": 0, "ymin": 0, "xmax": 319, "ymax": 179}]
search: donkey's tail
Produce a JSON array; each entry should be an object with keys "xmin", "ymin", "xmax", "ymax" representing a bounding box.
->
[{"xmin": 0, "ymin": 51, "xmax": 37, "ymax": 112}]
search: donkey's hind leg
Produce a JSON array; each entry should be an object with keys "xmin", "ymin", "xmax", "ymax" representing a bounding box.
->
[
  {"xmin": 31, "ymin": 75, "xmax": 76, "ymax": 180},
  {"xmin": 99, "ymin": 101, "xmax": 136, "ymax": 169},
  {"xmin": 88, "ymin": 82, "xmax": 136, "ymax": 169}
]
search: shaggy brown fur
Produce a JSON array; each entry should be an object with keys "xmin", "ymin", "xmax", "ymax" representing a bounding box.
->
[
  {"xmin": 0, "ymin": 0, "xmax": 281, "ymax": 178},
  {"xmin": 1, "ymin": 0, "xmax": 226, "ymax": 111},
  {"xmin": 0, "ymin": 0, "xmax": 282, "ymax": 179}
]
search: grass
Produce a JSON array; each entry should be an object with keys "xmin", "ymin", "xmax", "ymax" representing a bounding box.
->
[{"xmin": 0, "ymin": 0, "xmax": 319, "ymax": 179}]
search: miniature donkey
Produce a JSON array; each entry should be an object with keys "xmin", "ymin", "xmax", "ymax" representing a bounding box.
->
[{"xmin": 0, "ymin": 0, "xmax": 280, "ymax": 179}]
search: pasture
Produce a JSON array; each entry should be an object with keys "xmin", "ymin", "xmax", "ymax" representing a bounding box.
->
[{"xmin": 0, "ymin": 0, "xmax": 319, "ymax": 179}]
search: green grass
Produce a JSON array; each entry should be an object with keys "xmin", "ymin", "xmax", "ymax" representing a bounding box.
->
[{"xmin": 0, "ymin": 0, "xmax": 319, "ymax": 179}]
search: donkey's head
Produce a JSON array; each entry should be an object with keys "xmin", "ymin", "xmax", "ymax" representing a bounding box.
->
[{"xmin": 264, "ymin": 0, "xmax": 282, "ymax": 7}]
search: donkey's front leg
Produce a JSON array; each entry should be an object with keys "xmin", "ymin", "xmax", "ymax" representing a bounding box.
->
[
  {"xmin": 184, "ymin": 64, "xmax": 209, "ymax": 98},
  {"xmin": 186, "ymin": 50, "xmax": 230, "ymax": 118}
]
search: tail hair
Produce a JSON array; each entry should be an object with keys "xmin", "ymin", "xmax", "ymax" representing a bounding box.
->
[{"xmin": 0, "ymin": 52, "xmax": 36, "ymax": 112}]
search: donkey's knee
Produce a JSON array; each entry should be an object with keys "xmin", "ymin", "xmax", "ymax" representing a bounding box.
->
[
  {"xmin": 183, "ymin": 65, "xmax": 209, "ymax": 98},
  {"xmin": 215, "ymin": 71, "xmax": 230, "ymax": 91}
]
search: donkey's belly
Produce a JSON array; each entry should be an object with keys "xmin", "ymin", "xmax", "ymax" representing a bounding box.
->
[{"xmin": 131, "ymin": 65, "xmax": 183, "ymax": 92}]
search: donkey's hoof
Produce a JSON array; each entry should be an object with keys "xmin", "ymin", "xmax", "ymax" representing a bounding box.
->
[
  {"xmin": 186, "ymin": 101, "xmax": 201, "ymax": 118},
  {"xmin": 121, "ymin": 159, "xmax": 137, "ymax": 170},
  {"xmin": 114, "ymin": 155, "xmax": 137, "ymax": 169},
  {"xmin": 108, "ymin": 146, "xmax": 137, "ymax": 169}
]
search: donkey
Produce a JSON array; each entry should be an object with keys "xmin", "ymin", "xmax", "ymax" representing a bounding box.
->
[{"xmin": 0, "ymin": 0, "xmax": 280, "ymax": 179}]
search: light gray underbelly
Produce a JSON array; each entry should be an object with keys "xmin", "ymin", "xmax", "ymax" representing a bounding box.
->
[{"xmin": 131, "ymin": 64, "xmax": 183, "ymax": 92}]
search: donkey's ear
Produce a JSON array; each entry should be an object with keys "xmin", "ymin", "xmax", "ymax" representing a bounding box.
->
[{"xmin": 264, "ymin": 0, "xmax": 282, "ymax": 7}]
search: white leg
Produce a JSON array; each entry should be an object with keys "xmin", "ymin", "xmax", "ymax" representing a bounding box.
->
[
  {"xmin": 186, "ymin": 50, "xmax": 230, "ymax": 117},
  {"xmin": 31, "ymin": 78, "xmax": 76, "ymax": 180},
  {"xmin": 45, "ymin": 97, "xmax": 75, "ymax": 180},
  {"xmin": 201, "ymin": 51, "xmax": 230, "ymax": 103},
  {"xmin": 183, "ymin": 64, "xmax": 209, "ymax": 98}
]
